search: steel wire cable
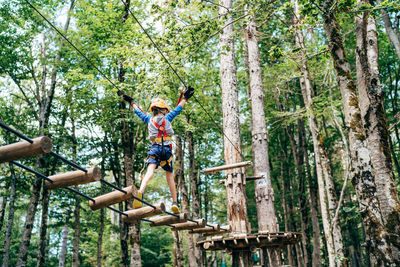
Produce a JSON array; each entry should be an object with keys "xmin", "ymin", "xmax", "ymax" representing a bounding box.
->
[
  {"xmin": 22, "ymin": 0, "xmax": 234, "ymax": 229},
  {"xmin": 120, "ymin": 0, "xmax": 245, "ymax": 160}
]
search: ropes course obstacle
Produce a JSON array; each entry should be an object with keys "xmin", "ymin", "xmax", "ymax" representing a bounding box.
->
[
  {"xmin": 9, "ymin": 0, "xmax": 302, "ymax": 254},
  {"xmin": 0, "ymin": 121, "xmax": 230, "ymax": 235},
  {"xmin": 200, "ymin": 162, "xmax": 302, "ymax": 253}
]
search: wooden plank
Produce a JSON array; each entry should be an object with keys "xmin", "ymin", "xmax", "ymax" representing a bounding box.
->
[
  {"xmin": 45, "ymin": 167, "xmax": 101, "ymax": 189},
  {"xmin": 171, "ymin": 219, "xmax": 206, "ymax": 231},
  {"xmin": 0, "ymin": 136, "xmax": 52, "ymax": 163},
  {"xmin": 89, "ymin": 185, "xmax": 138, "ymax": 210},
  {"xmin": 189, "ymin": 224, "xmax": 220, "ymax": 234},
  {"xmin": 202, "ymin": 161, "xmax": 251, "ymax": 174},
  {"xmin": 203, "ymin": 225, "xmax": 232, "ymax": 236},
  {"xmin": 196, "ymin": 232, "xmax": 302, "ymax": 251},
  {"xmin": 149, "ymin": 213, "xmax": 187, "ymax": 227},
  {"xmin": 122, "ymin": 203, "xmax": 165, "ymax": 223}
]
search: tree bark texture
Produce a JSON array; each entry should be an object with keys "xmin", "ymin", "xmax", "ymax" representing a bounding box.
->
[
  {"xmin": 36, "ymin": 186, "xmax": 51, "ymax": 267},
  {"xmin": 355, "ymin": 5, "xmax": 400, "ymax": 261},
  {"xmin": 322, "ymin": 1, "xmax": 399, "ymax": 264},
  {"xmin": 16, "ymin": 175, "xmax": 42, "ymax": 267},
  {"xmin": 303, "ymin": 134, "xmax": 322, "ymax": 267},
  {"xmin": 246, "ymin": 17, "xmax": 281, "ymax": 266},
  {"xmin": 97, "ymin": 146, "xmax": 107, "ymax": 267},
  {"xmin": 2, "ymin": 164, "xmax": 17, "ymax": 267},
  {"xmin": 118, "ymin": 3, "xmax": 141, "ymax": 264},
  {"xmin": 186, "ymin": 130, "xmax": 203, "ymax": 266},
  {"xmin": 110, "ymin": 140, "xmax": 129, "ymax": 266},
  {"xmin": 294, "ymin": 2, "xmax": 345, "ymax": 265},
  {"xmin": 173, "ymin": 230, "xmax": 184, "ymax": 267},
  {"xmin": 58, "ymin": 215, "xmax": 70, "ymax": 267},
  {"xmin": 378, "ymin": 0, "xmax": 400, "ymax": 62},
  {"xmin": 219, "ymin": 0, "xmax": 251, "ymax": 265},
  {"xmin": 15, "ymin": 2, "xmax": 74, "ymax": 265},
  {"xmin": 175, "ymin": 136, "xmax": 201, "ymax": 267},
  {"xmin": 72, "ymin": 191, "xmax": 80, "ymax": 267},
  {"xmin": 0, "ymin": 196, "xmax": 6, "ymax": 233}
]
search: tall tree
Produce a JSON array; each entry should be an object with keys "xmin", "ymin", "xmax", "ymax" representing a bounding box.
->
[
  {"xmin": 294, "ymin": 1, "xmax": 345, "ymax": 265},
  {"xmin": 219, "ymin": 0, "xmax": 251, "ymax": 265},
  {"xmin": 355, "ymin": 0, "xmax": 400, "ymax": 259},
  {"xmin": 246, "ymin": 15, "xmax": 281, "ymax": 266},
  {"xmin": 2, "ymin": 164, "xmax": 17, "ymax": 267},
  {"xmin": 320, "ymin": 0, "xmax": 399, "ymax": 264},
  {"xmin": 15, "ymin": 1, "xmax": 75, "ymax": 265},
  {"xmin": 378, "ymin": 0, "xmax": 400, "ymax": 62}
]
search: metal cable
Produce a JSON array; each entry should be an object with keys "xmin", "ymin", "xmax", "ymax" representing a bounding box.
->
[
  {"xmin": 24, "ymin": 0, "xmax": 123, "ymax": 94},
  {"xmin": 50, "ymin": 152, "xmax": 87, "ymax": 172},
  {"xmin": 0, "ymin": 121, "xmax": 33, "ymax": 143},
  {"xmin": 121, "ymin": 0, "xmax": 245, "ymax": 159},
  {"xmin": 22, "ymin": 1, "xmax": 233, "ymax": 230}
]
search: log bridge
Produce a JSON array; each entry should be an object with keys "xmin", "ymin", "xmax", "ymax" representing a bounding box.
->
[
  {"xmin": 197, "ymin": 232, "xmax": 301, "ymax": 252},
  {"xmin": 0, "ymin": 136, "xmax": 52, "ymax": 163}
]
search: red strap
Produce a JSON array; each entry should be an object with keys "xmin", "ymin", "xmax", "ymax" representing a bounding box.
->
[
  {"xmin": 175, "ymin": 91, "xmax": 184, "ymax": 108},
  {"xmin": 153, "ymin": 117, "xmax": 167, "ymax": 138}
]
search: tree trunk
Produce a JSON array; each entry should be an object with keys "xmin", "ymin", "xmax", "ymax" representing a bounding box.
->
[
  {"xmin": 219, "ymin": 0, "xmax": 251, "ymax": 265},
  {"xmin": 16, "ymin": 174, "xmax": 42, "ymax": 267},
  {"xmin": 186, "ymin": 129, "xmax": 203, "ymax": 266},
  {"xmin": 0, "ymin": 195, "xmax": 6, "ymax": 233},
  {"xmin": 277, "ymin": 143, "xmax": 294, "ymax": 266},
  {"xmin": 58, "ymin": 214, "xmax": 70, "ymax": 267},
  {"xmin": 36, "ymin": 186, "xmax": 51, "ymax": 267},
  {"xmin": 246, "ymin": 16, "xmax": 281, "ymax": 267},
  {"xmin": 72, "ymin": 190, "xmax": 81, "ymax": 267},
  {"xmin": 110, "ymin": 139, "xmax": 129, "ymax": 266},
  {"xmin": 97, "ymin": 138, "xmax": 107, "ymax": 267},
  {"xmin": 378, "ymin": 0, "xmax": 400, "ymax": 62},
  {"xmin": 355, "ymin": 3, "xmax": 400, "ymax": 260},
  {"xmin": 173, "ymin": 136, "xmax": 186, "ymax": 267},
  {"xmin": 293, "ymin": 2, "xmax": 345, "ymax": 265},
  {"xmin": 2, "ymin": 163, "xmax": 17, "ymax": 267},
  {"xmin": 173, "ymin": 231, "xmax": 184, "ymax": 267},
  {"xmin": 321, "ymin": 1, "xmax": 398, "ymax": 264},
  {"xmin": 303, "ymin": 138, "xmax": 322, "ymax": 266},
  {"xmin": 16, "ymin": 2, "xmax": 74, "ymax": 265}
]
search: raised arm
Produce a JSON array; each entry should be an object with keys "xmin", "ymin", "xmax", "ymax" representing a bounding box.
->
[
  {"xmin": 123, "ymin": 95, "xmax": 151, "ymax": 123},
  {"xmin": 166, "ymin": 86, "xmax": 194, "ymax": 122}
]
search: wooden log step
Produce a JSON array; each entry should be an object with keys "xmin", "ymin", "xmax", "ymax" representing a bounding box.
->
[
  {"xmin": 89, "ymin": 185, "xmax": 138, "ymax": 210},
  {"xmin": 45, "ymin": 167, "xmax": 102, "ymax": 189},
  {"xmin": 203, "ymin": 225, "xmax": 232, "ymax": 236},
  {"xmin": 149, "ymin": 213, "xmax": 187, "ymax": 227},
  {"xmin": 122, "ymin": 203, "xmax": 165, "ymax": 223},
  {"xmin": 171, "ymin": 219, "xmax": 206, "ymax": 231},
  {"xmin": 203, "ymin": 161, "xmax": 251, "ymax": 174},
  {"xmin": 0, "ymin": 136, "xmax": 52, "ymax": 164},
  {"xmin": 189, "ymin": 224, "xmax": 220, "ymax": 234}
]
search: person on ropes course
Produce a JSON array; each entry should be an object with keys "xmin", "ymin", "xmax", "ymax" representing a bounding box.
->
[{"xmin": 123, "ymin": 87, "xmax": 195, "ymax": 214}]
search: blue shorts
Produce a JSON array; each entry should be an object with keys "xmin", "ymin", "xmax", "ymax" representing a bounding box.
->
[{"xmin": 147, "ymin": 144, "xmax": 173, "ymax": 173}]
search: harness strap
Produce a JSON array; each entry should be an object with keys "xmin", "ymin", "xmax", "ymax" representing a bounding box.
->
[
  {"xmin": 149, "ymin": 155, "xmax": 173, "ymax": 167},
  {"xmin": 152, "ymin": 117, "xmax": 171, "ymax": 149},
  {"xmin": 151, "ymin": 136, "xmax": 172, "ymax": 143}
]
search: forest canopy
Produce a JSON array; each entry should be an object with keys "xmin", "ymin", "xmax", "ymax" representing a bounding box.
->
[{"xmin": 0, "ymin": 0, "xmax": 400, "ymax": 266}]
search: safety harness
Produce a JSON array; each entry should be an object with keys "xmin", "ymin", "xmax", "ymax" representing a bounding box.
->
[{"xmin": 149, "ymin": 117, "xmax": 173, "ymax": 167}]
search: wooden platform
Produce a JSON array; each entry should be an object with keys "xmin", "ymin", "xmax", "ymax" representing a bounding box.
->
[{"xmin": 197, "ymin": 232, "xmax": 301, "ymax": 251}]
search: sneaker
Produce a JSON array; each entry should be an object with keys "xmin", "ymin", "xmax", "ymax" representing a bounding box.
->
[
  {"xmin": 171, "ymin": 202, "xmax": 180, "ymax": 214},
  {"xmin": 133, "ymin": 192, "xmax": 143, "ymax": 209}
]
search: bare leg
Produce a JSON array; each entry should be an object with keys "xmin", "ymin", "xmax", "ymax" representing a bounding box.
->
[
  {"xmin": 139, "ymin": 163, "xmax": 157, "ymax": 193},
  {"xmin": 166, "ymin": 171, "xmax": 177, "ymax": 202}
]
